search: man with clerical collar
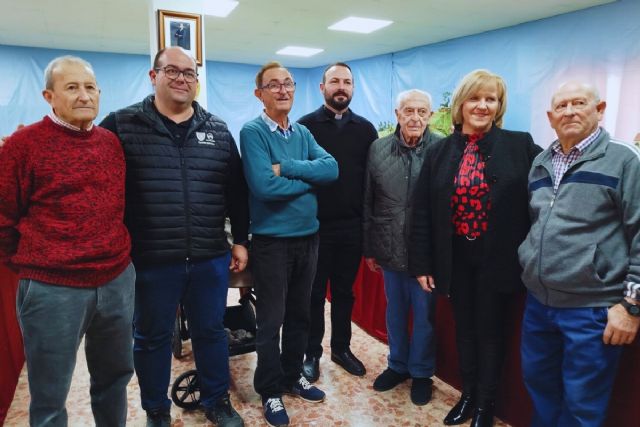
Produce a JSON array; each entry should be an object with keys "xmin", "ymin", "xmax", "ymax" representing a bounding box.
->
[
  {"xmin": 240, "ymin": 61, "xmax": 338, "ymax": 427},
  {"xmin": 0, "ymin": 55, "xmax": 135, "ymax": 426},
  {"xmin": 297, "ymin": 62, "xmax": 378, "ymax": 383},
  {"xmin": 100, "ymin": 46, "xmax": 249, "ymax": 427}
]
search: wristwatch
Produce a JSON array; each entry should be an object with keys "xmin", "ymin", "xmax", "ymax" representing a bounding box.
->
[{"xmin": 620, "ymin": 299, "xmax": 640, "ymax": 317}]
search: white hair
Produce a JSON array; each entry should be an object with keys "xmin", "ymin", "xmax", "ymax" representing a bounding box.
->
[
  {"xmin": 395, "ymin": 89, "xmax": 433, "ymax": 110},
  {"xmin": 44, "ymin": 55, "xmax": 95, "ymax": 90},
  {"xmin": 552, "ymin": 81, "xmax": 601, "ymax": 107}
]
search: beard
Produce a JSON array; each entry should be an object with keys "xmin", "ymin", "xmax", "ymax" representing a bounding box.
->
[{"xmin": 325, "ymin": 91, "xmax": 352, "ymax": 111}]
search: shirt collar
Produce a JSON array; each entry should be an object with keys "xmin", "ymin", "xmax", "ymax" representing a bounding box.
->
[
  {"xmin": 49, "ymin": 112, "xmax": 93, "ymax": 132},
  {"xmin": 397, "ymin": 126, "xmax": 426, "ymax": 149},
  {"xmin": 261, "ymin": 111, "xmax": 294, "ymax": 134},
  {"xmin": 552, "ymin": 127, "xmax": 601, "ymax": 155}
]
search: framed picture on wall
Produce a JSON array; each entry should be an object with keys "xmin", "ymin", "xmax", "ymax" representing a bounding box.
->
[{"xmin": 157, "ymin": 9, "xmax": 202, "ymax": 65}]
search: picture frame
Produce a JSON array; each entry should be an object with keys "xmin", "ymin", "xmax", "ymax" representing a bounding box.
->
[{"xmin": 157, "ymin": 9, "xmax": 203, "ymax": 66}]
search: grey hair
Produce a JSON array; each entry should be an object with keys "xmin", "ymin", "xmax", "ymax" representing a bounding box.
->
[
  {"xmin": 552, "ymin": 81, "xmax": 601, "ymax": 107},
  {"xmin": 395, "ymin": 89, "xmax": 433, "ymax": 110},
  {"xmin": 44, "ymin": 56, "xmax": 95, "ymax": 90}
]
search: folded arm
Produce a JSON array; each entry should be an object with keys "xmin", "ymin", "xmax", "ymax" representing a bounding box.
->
[
  {"xmin": 279, "ymin": 128, "xmax": 338, "ymax": 185},
  {"xmin": 240, "ymin": 126, "xmax": 312, "ymax": 202}
]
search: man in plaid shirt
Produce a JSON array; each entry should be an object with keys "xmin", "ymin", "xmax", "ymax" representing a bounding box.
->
[{"xmin": 518, "ymin": 81, "xmax": 640, "ymax": 427}]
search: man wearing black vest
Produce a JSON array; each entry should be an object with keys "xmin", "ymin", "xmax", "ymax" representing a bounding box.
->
[
  {"xmin": 298, "ymin": 63, "xmax": 378, "ymax": 382},
  {"xmin": 100, "ymin": 47, "xmax": 249, "ymax": 427}
]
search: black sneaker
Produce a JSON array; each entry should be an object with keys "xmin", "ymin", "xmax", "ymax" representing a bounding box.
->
[
  {"xmin": 373, "ymin": 368, "xmax": 410, "ymax": 392},
  {"xmin": 205, "ymin": 394, "xmax": 244, "ymax": 427},
  {"xmin": 262, "ymin": 396, "xmax": 289, "ymax": 427},
  {"xmin": 146, "ymin": 409, "xmax": 171, "ymax": 427},
  {"xmin": 410, "ymin": 377, "xmax": 434, "ymax": 406}
]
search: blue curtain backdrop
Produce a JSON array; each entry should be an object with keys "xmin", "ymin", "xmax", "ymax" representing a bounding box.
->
[{"xmin": 0, "ymin": 0, "xmax": 638, "ymax": 145}]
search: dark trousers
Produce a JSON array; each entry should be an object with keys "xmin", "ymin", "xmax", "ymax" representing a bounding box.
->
[
  {"xmin": 306, "ymin": 225, "xmax": 362, "ymax": 358},
  {"xmin": 449, "ymin": 236, "xmax": 511, "ymax": 405},
  {"xmin": 133, "ymin": 254, "xmax": 231, "ymax": 412},
  {"xmin": 252, "ymin": 233, "xmax": 319, "ymax": 398}
]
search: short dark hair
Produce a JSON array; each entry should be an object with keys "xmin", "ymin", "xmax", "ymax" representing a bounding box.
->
[
  {"xmin": 153, "ymin": 47, "xmax": 197, "ymax": 70},
  {"xmin": 255, "ymin": 61, "xmax": 288, "ymax": 88},
  {"xmin": 152, "ymin": 49, "xmax": 166, "ymax": 70},
  {"xmin": 322, "ymin": 62, "xmax": 352, "ymax": 83}
]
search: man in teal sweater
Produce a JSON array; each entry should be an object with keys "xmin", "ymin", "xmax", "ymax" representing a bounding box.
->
[{"xmin": 240, "ymin": 61, "xmax": 338, "ymax": 427}]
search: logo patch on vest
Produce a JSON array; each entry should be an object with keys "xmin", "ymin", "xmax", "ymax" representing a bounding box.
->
[{"xmin": 196, "ymin": 132, "xmax": 216, "ymax": 146}]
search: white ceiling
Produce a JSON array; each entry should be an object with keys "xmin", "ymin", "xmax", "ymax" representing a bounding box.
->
[{"xmin": 0, "ymin": 0, "xmax": 615, "ymax": 68}]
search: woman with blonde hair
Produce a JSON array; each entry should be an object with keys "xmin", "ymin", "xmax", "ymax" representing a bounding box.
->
[{"xmin": 409, "ymin": 69, "xmax": 541, "ymax": 427}]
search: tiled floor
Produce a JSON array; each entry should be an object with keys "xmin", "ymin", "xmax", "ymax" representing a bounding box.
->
[{"xmin": 6, "ymin": 294, "xmax": 510, "ymax": 426}]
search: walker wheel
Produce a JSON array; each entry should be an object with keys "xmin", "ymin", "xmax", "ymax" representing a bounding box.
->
[
  {"xmin": 171, "ymin": 369, "xmax": 200, "ymax": 409},
  {"xmin": 171, "ymin": 317, "xmax": 183, "ymax": 359}
]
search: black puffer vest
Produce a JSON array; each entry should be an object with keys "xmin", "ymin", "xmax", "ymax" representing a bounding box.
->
[{"xmin": 112, "ymin": 96, "xmax": 234, "ymax": 264}]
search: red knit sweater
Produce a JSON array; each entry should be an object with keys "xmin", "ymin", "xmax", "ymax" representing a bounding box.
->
[{"xmin": 0, "ymin": 116, "xmax": 131, "ymax": 287}]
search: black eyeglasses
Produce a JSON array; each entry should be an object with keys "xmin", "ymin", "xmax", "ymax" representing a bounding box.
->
[
  {"xmin": 260, "ymin": 80, "xmax": 296, "ymax": 93},
  {"xmin": 155, "ymin": 66, "xmax": 198, "ymax": 83}
]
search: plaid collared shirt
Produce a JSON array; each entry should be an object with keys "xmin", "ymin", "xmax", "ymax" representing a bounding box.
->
[
  {"xmin": 48, "ymin": 112, "xmax": 93, "ymax": 132},
  {"xmin": 550, "ymin": 127, "xmax": 601, "ymax": 192},
  {"xmin": 261, "ymin": 111, "xmax": 293, "ymax": 139},
  {"xmin": 625, "ymin": 281, "xmax": 640, "ymax": 301}
]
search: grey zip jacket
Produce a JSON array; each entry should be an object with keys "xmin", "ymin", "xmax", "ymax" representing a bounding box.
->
[{"xmin": 518, "ymin": 129, "xmax": 640, "ymax": 308}]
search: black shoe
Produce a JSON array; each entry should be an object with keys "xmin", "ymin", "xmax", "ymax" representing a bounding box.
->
[
  {"xmin": 205, "ymin": 394, "xmax": 245, "ymax": 427},
  {"xmin": 146, "ymin": 409, "xmax": 171, "ymax": 427},
  {"xmin": 470, "ymin": 403, "xmax": 495, "ymax": 427},
  {"xmin": 410, "ymin": 377, "xmax": 433, "ymax": 406},
  {"xmin": 443, "ymin": 394, "xmax": 475, "ymax": 425},
  {"xmin": 302, "ymin": 356, "xmax": 320, "ymax": 383},
  {"xmin": 372, "ymin": 368, "xmax": 410, "ymax": 391},
  {"xmin": 331, "ymin": 349, "xmax": 366, "ymax": 376}
]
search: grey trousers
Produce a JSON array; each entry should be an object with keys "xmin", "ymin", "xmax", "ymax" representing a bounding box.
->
[{"xmin": 16, "ymin": 263, "xmax": 135, "ymax": 427}]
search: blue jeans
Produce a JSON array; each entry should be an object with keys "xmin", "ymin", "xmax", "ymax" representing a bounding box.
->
[
  {"xmin": 17, "ymin": 264, "xmax": 135, "ymax": 427},
  {"xmin": 521, "ymin": 294, "xmax": 623, "ymax": 427},
  {"xmin": 133, "ymin": 253, "xmax": 231, "ymax": 412},
  {"xmin": 382, "ymin": 269, "xmax": 436, "ymax": 378}
]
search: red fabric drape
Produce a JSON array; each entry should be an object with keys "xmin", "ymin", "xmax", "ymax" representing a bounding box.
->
[
  {"xmin": 351, "ymin": 259, "xmax": 640, "ymax": 427},
  {"xmin": 0, "ymin": 265, "xmax": 23, "ymax": 424},
  {"xmin": 351, "ymin": 258, "xmax": 388, "ymax": 342}
]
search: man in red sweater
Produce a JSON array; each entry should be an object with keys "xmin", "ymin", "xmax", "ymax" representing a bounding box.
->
[{"xmin": 0, "ymin": 55, "xmax": 134, "ymax": 427}]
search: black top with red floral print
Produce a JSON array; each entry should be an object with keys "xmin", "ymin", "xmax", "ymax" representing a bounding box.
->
[{"xmin": 451, "ymin": 132, "xmax": 491, "ymax": 238}]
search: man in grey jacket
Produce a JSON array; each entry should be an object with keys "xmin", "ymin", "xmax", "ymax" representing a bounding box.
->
[
  {"xmin": 363, "ymin": 89, "xmax": 442, "ymax": 406},
  {"xmin": 518, "ymin": 81, "xmax": 640, "ymax": 427}
]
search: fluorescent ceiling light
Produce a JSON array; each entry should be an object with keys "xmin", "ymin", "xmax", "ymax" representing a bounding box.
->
[
  {"xmin": 328, "ymin": 16, "xmax": 393, "ymax": 34},
  {"xmin": 203, "ymin": 0, "xmax": 239, "ymax": 18},
  {"xmin": 276, "ymin": 46, "xmax": 324, "ymax": 57}
]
